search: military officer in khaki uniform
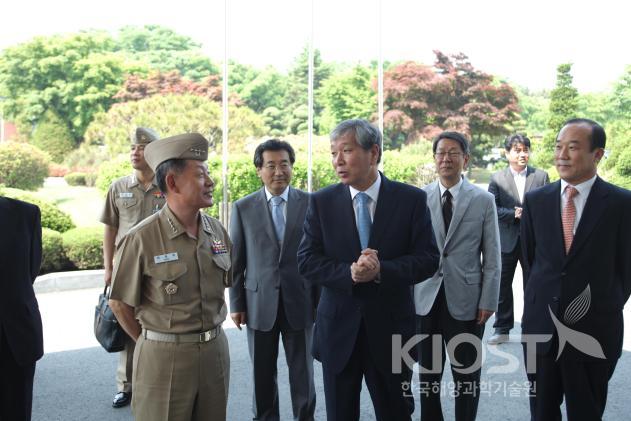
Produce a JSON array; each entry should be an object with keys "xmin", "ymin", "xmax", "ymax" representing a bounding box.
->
[
  {"xmin": 100, "ymin": 127, "xmax": 164, "ymax": 408},
  {"xmin": 109, "ymin": 133, "xmax": 232, "ymax": 421}
]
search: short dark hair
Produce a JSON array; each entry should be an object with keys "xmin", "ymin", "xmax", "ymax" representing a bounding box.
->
[
  {"xmin": 433, "ymin": 131, "xmax": 470, "ymax": 155},
  {"xmin": 330, "ymin": 119, "xmax": 383, "ymax": 163},
  {"xmin": 560, "ymin": 118, "xmax": 606, "ymax": 150},
  {"xmin": 504, "ymin": 134, "xmax": 531, "ymax": 151},
  {"xmin": 253, "ymin": 139, "xmax": 296, "ymax": 168},
  {"xmin": 155, "ymin": 159, "xmax": 188, "ymax": 193}
]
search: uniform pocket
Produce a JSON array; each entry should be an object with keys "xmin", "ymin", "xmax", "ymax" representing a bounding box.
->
[
  {"xmin": 116, "ymin": 197, "xmax": 138, "ymax": 209},
  {"xmin": 146, "ymin": 262, "xmax": 188, "ymax": 304},
  {"xmin": 212, "ymin": 253, "xmax": 232, "ymax": 286}
]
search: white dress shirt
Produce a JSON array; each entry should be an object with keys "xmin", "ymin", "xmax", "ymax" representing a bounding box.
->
[
  {"xmin": 349, "ymin": 174, "xmax": 381, "ymax": 226},
  {"xmin": 510, "ymin": 167, "xmax": 527, "ymax": 203}
]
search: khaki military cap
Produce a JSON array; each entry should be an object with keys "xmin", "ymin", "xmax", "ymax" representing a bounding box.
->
[
  {"xmin": 133, "ymin": 127, "xmax": 160, "ymax": 145},
  {"xmin": 144, "ymin": 133, "xmax": 209, "ymax": 172}
]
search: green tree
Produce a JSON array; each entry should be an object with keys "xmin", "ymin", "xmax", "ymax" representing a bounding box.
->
[
  {"xmin": 84, "ymin": 94, "xmax": 266, "ymax": 156},
  {"xmin": 540, "ymin": 63, "xmax": 579, "ymax": 167},
  {"xmin": 283, "ymin": 47, "xmax": 332, "ymax": 135},
  {"xmin": 0, "ymin": 31, "xmax": 144, "ymax": 141},
  {"xmin": 116, "ymin": 25, "xmax": 218, "ymax": 81},
  {"xmin": 237, "ymin": 66, "xmax": 288, "ymax": 113},
  {"xmin": 514, "ymin": 86, "xmax": 550, "ymax": 137},
  {"xmin": 319, "ymin": 65, "xmax": 376, "ymax": 133},
  {"xmin": 31, "ymin": 110, "xmax": 75, "ymax": 162}
]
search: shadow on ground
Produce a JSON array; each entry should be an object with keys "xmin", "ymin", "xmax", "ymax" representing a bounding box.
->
[{"xmin": 33, "ymin": 324, "xmax": 630, "ymax": 420}]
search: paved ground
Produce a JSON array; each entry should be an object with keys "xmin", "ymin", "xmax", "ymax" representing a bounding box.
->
[{"xmin": 32, "ymin": 268, "xmax": 631, "ymax": 420}]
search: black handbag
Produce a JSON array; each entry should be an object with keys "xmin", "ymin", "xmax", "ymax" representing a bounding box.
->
[{"xmin": 94, "ymin": 286, "xmax": 126, "ymax": 352}]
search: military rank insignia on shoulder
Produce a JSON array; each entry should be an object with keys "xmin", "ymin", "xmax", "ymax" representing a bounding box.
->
[{"xmin": 211, "ymin": 238, "xmax": 228, "ymax": 255}]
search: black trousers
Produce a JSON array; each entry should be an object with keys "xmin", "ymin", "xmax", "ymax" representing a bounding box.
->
[
  {"xmin": 493, "ymin": 243, "xmax": 523, "ymax": 332},
  {"xmin": 524, "ymin": 339, "xmax": 617, "ymax": 421},
  {"xmin": 247, "ymin": 295, "xmax": 316, "ymax": 421},
  {"xmin": 417, "ymin": 286, "xmax": 485, "ymax": 421},
  {"xmin": 0, "ymin": 328, "xmax": 36, "ymax": 421},
  {"xmin": 321, "ymin": 321, "xmax": 413, "ymax": 421}
]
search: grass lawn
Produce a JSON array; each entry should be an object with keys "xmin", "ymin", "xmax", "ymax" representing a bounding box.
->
[{"xmin": 34, "ymin": 178, "xmax": 104, "ymax": 227}]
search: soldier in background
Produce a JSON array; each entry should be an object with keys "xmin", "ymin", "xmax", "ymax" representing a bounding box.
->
[
  {"xmin": 109, "ymin": 133, "xmax": 232, "ymax": 421},
  {"xmin": 100, "ymin": 127, "xmax": 163, "ymax": 408}
]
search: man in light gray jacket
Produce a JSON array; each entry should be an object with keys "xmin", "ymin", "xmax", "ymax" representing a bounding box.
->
[
  {"xmin": 229, "ymin": 139, "xmax": 317, "ymax": 421},
  {"xmin": 414, "ymin": 131, "xmax": 501, "ymax": 421}
]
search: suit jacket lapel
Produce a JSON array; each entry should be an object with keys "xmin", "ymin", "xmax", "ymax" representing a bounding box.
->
[
  {"xmin": 338, "ymin": 183, "xmax": 362, "ymax": 253},
  {"xmin": 256, "ymin": 188, "xmax": 281, "ymax": 253},
  {"xmin": 444, "ymin": 178, "xmax": 473, "ymax": 247},
  {"xmin": 565, "ymin": 177, "xmax": 608, "ymax": 265},
  {"xmin": 426, "ymin": 181, "xmax": 446, "ymax": 249},
  {"xmin": 280, "ymin": 187, "xmax": 302, "ymax": 257},
  {"xmin": 524, "ymin": 166, "xmax": 536, "ymax": 195},
  {"xmin": 370, "ymin": 174, "xmax": 392, "ymax": 249}
]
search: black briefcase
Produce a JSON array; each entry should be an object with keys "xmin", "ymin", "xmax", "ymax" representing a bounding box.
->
[{"xmin": 94, "ymin": 286, "xmax": 126, "ymax": 352}]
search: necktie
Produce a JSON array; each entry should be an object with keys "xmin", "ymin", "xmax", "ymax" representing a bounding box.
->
[
  {"xmin": 442, "ymin": 190, "xmax": 453, "ymax": 232},
  {"xmin": 270, "ymin": 196, "xmax": 285, "ymax": 244},
  {"xmin": 356, "ymin": 192, "xmax": 372, "ymax": 250},
  {"xmin": 562, "ymin": 186, "xmax": 578, "ymax": 254}
]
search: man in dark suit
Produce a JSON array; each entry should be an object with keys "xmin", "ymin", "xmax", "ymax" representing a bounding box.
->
[
  {"xmin": 521, "ymin": 118, "xmax": 631, "ymax": 420},
  {"xmin": 0, "ymin": 196, "xmax": 43, "ymax": 421},
  {"xmin": 297, "ymin": 119, "xmax": 439, "ymax": 421},
  {"xmin": 230, "ymin": 139, "xmax": 317, "ymax": 421},
  {"xmin": 487, "ymin": 134, "xmax": 549, "ymax": 344}
]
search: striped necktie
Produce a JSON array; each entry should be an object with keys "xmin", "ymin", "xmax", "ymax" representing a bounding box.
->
[{"xmin": 562, "ymin": 186, "xmax": 578, "ymax": 254}]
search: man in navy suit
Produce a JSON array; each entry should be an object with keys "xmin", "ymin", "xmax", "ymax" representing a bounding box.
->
[
  {"xmin": 298, "ymin": 119, "xmax": 439, "ymax": 421},
  {"xmin": 521, "ymin": 118, "xmax": 631, "ymax": 420},
  {"xmin": 0, "ymin": 196, "xmax": 43, "ymax": 421}
]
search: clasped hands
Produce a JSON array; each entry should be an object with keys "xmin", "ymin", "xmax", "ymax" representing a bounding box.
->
[{"xmin": 351, "ymin": 248, "xmax": 380, "ymax": 284}]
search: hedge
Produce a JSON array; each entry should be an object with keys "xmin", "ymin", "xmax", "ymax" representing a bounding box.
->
[
  {"xmin": 65, "ymin": 172, "xmax": 87, "ymax": 186},
  {"xmin": 41, "ymin": 228, "xmax": 68, "ymax": 274},
  {"xmin": 3, "ymin": 189, "xmax": 75, "ymax": 233},
  {"xmin": 62, "ymin": 226, "xmax": 104, "ymax": 270},
  {"xmin": 95, "ymin": 157, "xmax": 132, "ymax": 195},
  {"xmin": 0, "ymin": 141, "xmax": 50, "ymax": 190}
]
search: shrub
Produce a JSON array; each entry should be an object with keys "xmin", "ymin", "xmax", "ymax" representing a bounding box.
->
[
  {"xmin": 0, "ymin": 141, "xmax": 50, "ymax": 190},
  {"xmin": 41, "ymin": 228, "xmax": 68, "ymax": 274},
  {"xmin": 31, "ymin": 110, "xmax": 75, "ymax": 163},
  {"xmin": 65, "ymin": 172, "xmax": 88, "ymax": 186},
  {"xmin": 49, "ymin": 163, "xmax": 70, "ymax": 177},
  {"xmin": 62, "ymin": 226, "xmax": 104, "ymax": 270},
  {"xmin": 85, "ymin": 172, "xmax": 98, "ymax": 187},
  {"xmin": 3, "ymin": 190, "xmax": 75, "ymax": 232},
  {"xmin": 95, "ymin": 157, "xmax": 132, "ymax": 195},
  {"xmin": 615, "ymin": 146, "xmax": 631, "ymax": 178},
  {"xmin": 63, "ymin": 143, "xmax": 111, "ymax": 171}
]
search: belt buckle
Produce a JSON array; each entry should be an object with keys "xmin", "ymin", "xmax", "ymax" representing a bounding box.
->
[{"xmin": 200, "ymin": 331, "xmax": 211, "ymax": 342}]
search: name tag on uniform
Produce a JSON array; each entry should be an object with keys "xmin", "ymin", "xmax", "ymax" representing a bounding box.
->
[
  {"xmin": 154, "ymin": 252, "xmax": 179, "ymax": 264},
  {"xmin": 119, "ymin": 192, "xmax": 134, "ymax": 198}
]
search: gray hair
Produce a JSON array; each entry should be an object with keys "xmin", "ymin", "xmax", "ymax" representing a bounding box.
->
[{"xmin": 330, "ymin": 119, "xmax": 382, "ymax": 164}]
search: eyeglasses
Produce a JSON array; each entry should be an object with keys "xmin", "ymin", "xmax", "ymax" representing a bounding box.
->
[
  {"xmin": 434, "ymin": 151, "xmax": 463, "ymax": 159},
  {"xmin": 263, "ymin": 163, "xmax": 291, "ymax": 171}
]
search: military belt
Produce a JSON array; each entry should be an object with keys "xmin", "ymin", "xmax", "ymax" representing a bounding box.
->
[{"xmin": 142, "ymin": 326, "xmax": 221, "ymax": 343}]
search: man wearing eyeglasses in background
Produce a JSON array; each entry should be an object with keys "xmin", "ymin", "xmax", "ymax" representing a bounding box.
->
[
  {"xmin": 487, "ymin": 134, "xmax": 548, "ymax": 345},
  {"xmin": 229, "ymin": 139, "xmax": 317, "ymax": 421},
  {"xmin": 414, "ymin": 131, "xmax": 501, "ymax": 421}
]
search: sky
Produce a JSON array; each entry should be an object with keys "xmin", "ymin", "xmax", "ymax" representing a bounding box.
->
[{"xmin": 1, "ymin": 0, "xmax": 629, "ymax": 93}]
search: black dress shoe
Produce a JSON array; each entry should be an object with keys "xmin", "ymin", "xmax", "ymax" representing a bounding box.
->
[{"xmin": 112, "ymin": 391, "xmax": 131, "ymax": 408}]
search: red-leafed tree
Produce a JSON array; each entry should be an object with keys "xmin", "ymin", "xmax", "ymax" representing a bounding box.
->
[
  {"xmin": 382, "ymin": 51, "xmax": 520, "ymax": 152},
  {"xmin": 114, "ymin": 70, "xmax": 239, "ymax": 104}
]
